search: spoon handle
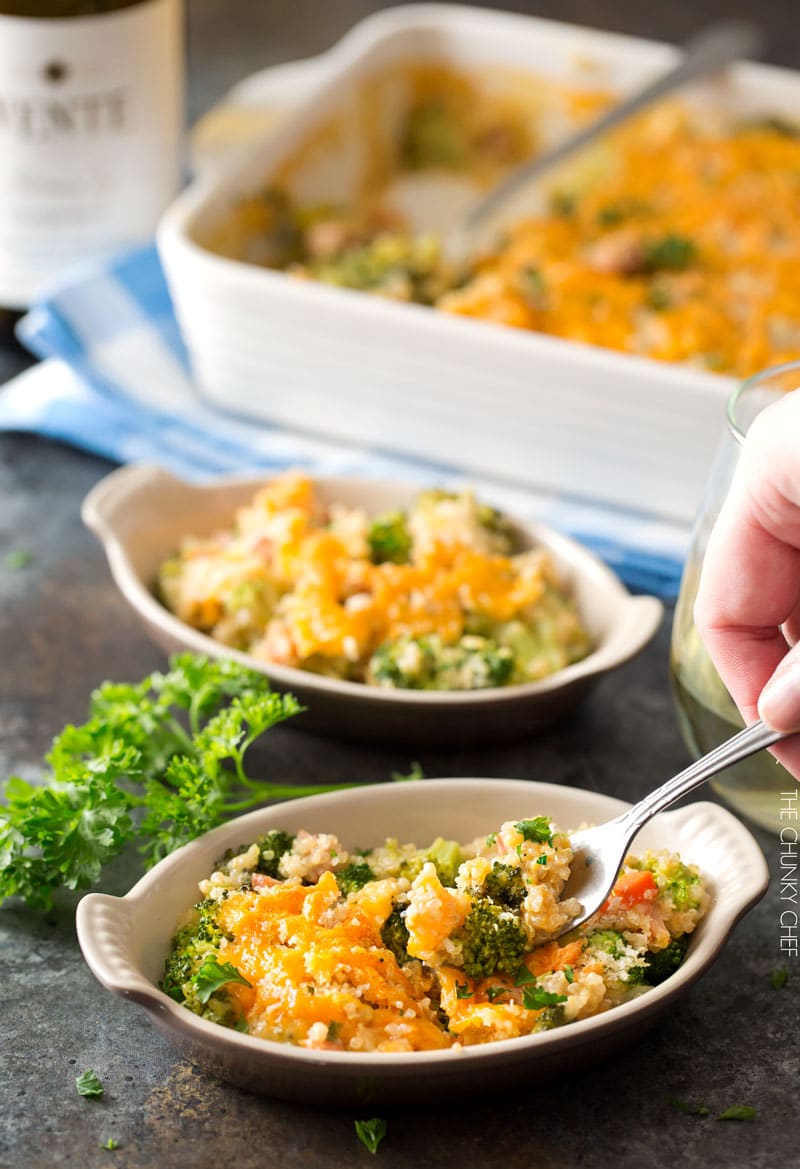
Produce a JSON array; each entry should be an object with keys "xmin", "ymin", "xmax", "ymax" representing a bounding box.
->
[
  {"xmin": 619, "ymin": 718, "xmax": 786, "ymax": 835},
  {"xmin": 463, "ymin": 20, "xmax": 763, "ymax": 234}
]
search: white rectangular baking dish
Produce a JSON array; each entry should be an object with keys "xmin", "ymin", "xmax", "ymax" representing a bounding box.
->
[{"xmin": 157, "ymin": 4, "xmax": 800, "ymax": 525}]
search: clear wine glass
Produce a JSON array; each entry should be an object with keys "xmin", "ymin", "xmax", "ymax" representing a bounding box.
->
[{"xmin": 670, "ymin": 360, "xmax": 800, "ymax": 832}]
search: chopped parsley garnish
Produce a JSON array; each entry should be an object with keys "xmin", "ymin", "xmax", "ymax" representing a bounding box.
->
[
  {"xmin": 515, "ymin": 818, "xmax": 553, "ymax": 846},
  {"xmin": 367, "ymin": 511, "xmax": 411, "ymax": 565},
  {"xmin": 563, "ymin": 965, "xmax": 574, "ymax": 984},
  {"xmin": 485, "ymin": 833, "xmax": 497, "ymax": 848},
  {"xmin": 522, "ymin": 986, "xmax": 568, "ymax": 1011},
  {"xmin": 4, "ymin": 548, "xmax": 34, "ymax": 571},
  {"xmin": 550, "ymin": 191, "xmax": 577, "ymax": 217},
  {"xmin": 669, "ymin": 1096, "xmax": 709, "ymax": 1117},
  {"xmin": 518, "ymin": 265, "xmax": 547, "ymax": 309},
  {"xmin": 76, "ymin": 1069, "xmax": 104, "ymax": 1099},
  {"xmin": 355, "ymin": 1118, "xmax": 387, "ymax": 1154},
  {"xmin": 642, "ymin": 233, "xmax": 698, "ymax": 272},
  {"xmin": 455, "ymin": 982, "xmax": 473, "ymax": 999},
  {"xmin": 536, "ymin": 854, "xmax": 548, "ymax": 865},
  {"xmin": 486, "ymin": 985, "xmax": 511, "ymax": 1001},
  {"xmin": 646, "ymin": 284, "xmax": 672, "ymax": 312},
  {"xmin": 100, "ymin": 1139, "xmax": 118, "ymax": 1151},
  {"xmin": 191, "ymin": 957, "xmax": 252, "ymax": 1004},
  {"xmin": 514, "ymin": 966, "xmax": 536, "ymax": 987}
]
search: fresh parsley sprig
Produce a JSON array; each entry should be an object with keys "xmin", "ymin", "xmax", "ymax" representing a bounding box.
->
[{"xmin": 0, "ymin": 654, "xmax": 352, "ymax": 909}]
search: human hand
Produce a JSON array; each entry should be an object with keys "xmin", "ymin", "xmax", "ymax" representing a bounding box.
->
[{"xmin": 693, "ymin": 387, "xmax": 800, "ymax": 779}]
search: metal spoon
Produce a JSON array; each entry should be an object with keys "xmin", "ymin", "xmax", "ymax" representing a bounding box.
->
[
  {"xmin": 558, "ymin": 719, "xmax": 786, "ymax": 935},
  {"xmin": 446, "ymin": 20, "xmax": 764, "ymax": 263}
]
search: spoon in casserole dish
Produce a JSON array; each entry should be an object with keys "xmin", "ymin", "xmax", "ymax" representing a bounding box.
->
[{"xmin": 446, "ymin": 20, "xmax": 764, "ymax": 263}]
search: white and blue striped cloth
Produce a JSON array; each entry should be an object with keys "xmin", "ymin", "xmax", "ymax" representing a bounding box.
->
[{"xmin": 0, "ymin": 243, "xmax": 691, "ymax": 598}]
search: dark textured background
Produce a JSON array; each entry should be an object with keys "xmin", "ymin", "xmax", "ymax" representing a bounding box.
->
[{"xmin": 1, "ymin": 3, "xmax": 798, "ymax": 1166}]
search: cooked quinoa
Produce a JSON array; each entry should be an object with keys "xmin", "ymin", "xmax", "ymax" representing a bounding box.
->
[
  {"xmin": 158, "ymin": 474, "xmax": 590, "ymax": 689},
  {"xmin": 162, "ymin": 818, "xmax": 709, "ymax": 1051}
]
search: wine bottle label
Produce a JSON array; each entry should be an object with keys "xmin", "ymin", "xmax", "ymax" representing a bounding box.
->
[{"xmin": 0, "ymin": 0, "xmax": 183, "ymax": 308}]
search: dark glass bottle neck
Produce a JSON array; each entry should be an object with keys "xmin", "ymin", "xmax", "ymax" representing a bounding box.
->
[{"xmin": 0, "ymin": 1, "xmax": 147, "ymax": 16}]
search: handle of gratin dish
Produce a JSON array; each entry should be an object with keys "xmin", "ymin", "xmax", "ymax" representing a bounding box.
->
[
  {"xmin": 81, "ymin": 464, "xmax": 181, "ymax": 543},
  {"xmin": 76, "ymin": 893, "xmax": 166, "ymax": 1011},
  {"xmin": 589, "ymin": 593, "xmax": 663, "ymax": 673}
]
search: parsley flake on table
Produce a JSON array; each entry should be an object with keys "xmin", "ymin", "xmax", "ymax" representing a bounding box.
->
[
  {"xmin": 770, "ymin": 965, "xmax": 789, "ymax": 990},
  {"xmin": 716, "ymin": 1105, "xmax": 757, "ymax": 1122},
  {"xmin": 75, "ymin": 1069, "xmax": 104, "ymax": 1099},
  {"xmin": 0, "ymin": 653, "xmax": 357, "ymax": 910},
  {"xmin": 4, "ymin": 548, "xmax": 34, "ymax": 571},
  {"xmin": 100, "ymin": 1138, "xmax": 118, "ymax": 1151},
  {"xmin": 391, "ymin": 762, "xmax": 424, "ymax": 783},
  {"xmin": 668, "ymin": 1095, "xmax": 709, "ymax": 1117},
  {"xmin": 355, "ymin": 1117, "xmax": 387, "ymax": 1154}
]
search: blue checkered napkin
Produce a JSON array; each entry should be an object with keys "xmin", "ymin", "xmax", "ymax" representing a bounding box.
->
[{"xmin": 0, "ymin": 243, "xmax": 689, "ymax": 598}]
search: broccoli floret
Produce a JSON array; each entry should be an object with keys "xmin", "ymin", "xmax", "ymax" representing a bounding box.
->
[
  {"xmin": 533, "ymin": 1003, "xmax": 567, "ymax": 1031},
  {"xmin": 642, "ymin": 233, "xmax": 698, "ymax": 272},
  {"xmin": 642, "ymin": 936, "xmax": 690, "ymax": 985},
  {"xmin": 368, "ymin": 636, "xmax": 437, "ymax": 689},
  {"xmin": 634, "ymin": 855, "xmax": 703, "ymax": 910},
  {"xmin": 434, "ymin": 637, "xmax": 515, "ymax": 690},
  {"xmin": 475, "ymin": 503, "xmax": 515, "ymax": 554},
  {"xmin": 483, "ymin": 863, "xmax": 526, "ymax": 909},
  {"xmin": 401, "ymin": 100, "xmax": 469, "ymax": 170},
  {"xmin": 424, "ymin": 838, "xmax": 463, "ymax": 887},
  {"xmin": 585, "ymin": 929, "xmax": 626, "ymax": 959},
  {"xmin": 367, "ymin": 511, "xmax": 412, "ymax": 564},
  {"xmin": 664, "ymin": 871, "xmax": 701, "ymax": 910},
  {"xmin": 161, "ymin": 900, "xmax": 249, "ymax": 1029},
  {"xmin": 369, "ymin": 634, "xmax": 515, "ymax": 691},
  {"xmin": 458, "ymin": 899, "xmax": 527, "ymax": 979},
  {"xmin": 381, "ymin": 906, "xmax": 411, "ymax": 965},
  {"xmin": 256, "ymin": 830, "xmax": 295, "ymax": 878},
  {"xmin": 161, "ymin": 899, "xmax": 228, "ymax": 1002},
  {"xmin": 336, "ymin": 860, "xmax": 376, "ymax": 896}
]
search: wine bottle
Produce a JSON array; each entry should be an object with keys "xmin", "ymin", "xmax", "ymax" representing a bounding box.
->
[{"xmin": 0, "ymin": 0, "xmax": 184, "ymax": 313}]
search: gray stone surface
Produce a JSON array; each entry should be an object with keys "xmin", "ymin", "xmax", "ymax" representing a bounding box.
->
[{"xmin": 1, "ymin": 2, "xmax": 799, "ymax": 1166}]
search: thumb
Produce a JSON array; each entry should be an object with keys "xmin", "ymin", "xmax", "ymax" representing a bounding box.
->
[{"xmin": 758, "ymin": 645, "xmax": 800, "ymax": 732}]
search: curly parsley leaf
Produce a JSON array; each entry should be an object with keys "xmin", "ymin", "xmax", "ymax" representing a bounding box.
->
[
  {"xmin": 515, "ymin": 817, "xmax": 553, "ymax": 846},
  {"xmin": 354, "ymin": 1118, "xmax": 387, "ymax": 1154},
  {"xmin": 76, "ymin": 1069, "xmax": 104, "ymax": 1099},
  {"xmin": 522, "ymin": 986, "xmax": 568, "ymax": 1011},
  {"xmin": 1, "ymin": 654, "xmax": 355, "ymax": 909},
  {"xmin": 191, "ymin": 957, "xmax": 252, "ymax": 1004}
]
